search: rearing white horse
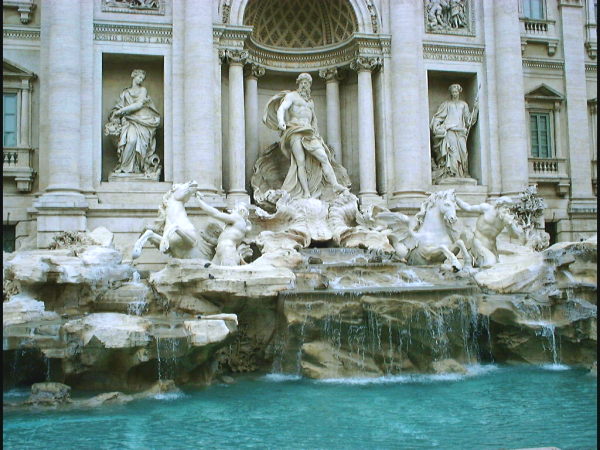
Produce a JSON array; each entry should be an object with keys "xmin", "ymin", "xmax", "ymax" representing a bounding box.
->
[
  {"xmin": 397, "ymin": 190, "xmax": 472, "ymax": 270},
  {"xmin": 132, "ymin": 181, "xmax": 216, "ymax": 260}
]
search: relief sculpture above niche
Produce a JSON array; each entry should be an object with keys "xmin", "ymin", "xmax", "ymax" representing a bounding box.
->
[
  {"xmin": 101, "ymin": 0, "xmax": 165, "ymax": 15},
  {"xmin": 424, "ymin": 0, "xmax": 474, "ymax": 36}
]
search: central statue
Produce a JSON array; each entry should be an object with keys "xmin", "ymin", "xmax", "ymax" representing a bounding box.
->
[{"xmin": 262, "ymin": 73, "xmax": 348, "ymax": 199}]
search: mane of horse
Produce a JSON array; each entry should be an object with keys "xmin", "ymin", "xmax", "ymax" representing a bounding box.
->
[{"xmin": 414, "ymin": 190, "xmax": 459, "ymax": 239}]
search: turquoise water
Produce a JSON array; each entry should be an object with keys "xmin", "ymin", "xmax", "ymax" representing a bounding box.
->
[{"xmin": 3, "ymin": 365, "xmax": 597, "ymax": 449}]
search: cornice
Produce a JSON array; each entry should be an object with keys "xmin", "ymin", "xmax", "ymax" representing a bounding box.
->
[
  {"xmin": 522, "ymin": 59, "xmax": 565, "ymax": 71},
  {"xmin": 3, "ymin": 25, "xmax": 40, "ymax": 41}
]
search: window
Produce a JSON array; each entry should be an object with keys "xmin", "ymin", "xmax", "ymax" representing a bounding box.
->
[
  {"xmin": 3, "ymin": 93, "xmax": 18, "ymax": 147},
  {"xmin": 530, "ymin": 113, "xmax": 552, "ymax": 158},
  {"xmin": 3, "ymin": 225, "xmax": 16, "ymax": 253},
  {"xmin": 544, "ymin": 221, "xmax": 557, "ymax": 246},
  {"xmin": 523, "ymin": 0, "xmax": 545, "ymax": 19}
]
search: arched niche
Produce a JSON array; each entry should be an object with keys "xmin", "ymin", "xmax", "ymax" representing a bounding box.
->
[{"xmin": 218, "ymin": 0, "xmax": 381, "ymax": 35}]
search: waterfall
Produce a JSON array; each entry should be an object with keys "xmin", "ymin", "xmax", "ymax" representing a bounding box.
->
[{"xmin": 538, "ymin": 323, "xmax": 560, "ymax": 365}]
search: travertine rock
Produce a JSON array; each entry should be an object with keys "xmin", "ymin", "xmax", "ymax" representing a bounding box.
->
[
  {"xmin": 64, "ymin": 313, "xmax": 152, "ymax": 348},
  {"xmin": 3, "ymin": 293, "xmax": 60, "ymax": 326}
]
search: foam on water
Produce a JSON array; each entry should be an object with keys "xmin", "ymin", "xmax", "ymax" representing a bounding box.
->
[
  {"xmin": 262, "ymin": 373, "xmax": 302, "ymax": 382},
  {"xmin": 151, "ymin": 391, "xmax": 187, "ymax": 401},
  {"xmin": 540, "ymin": 363, "xmax": 571, "ymax": 371}
]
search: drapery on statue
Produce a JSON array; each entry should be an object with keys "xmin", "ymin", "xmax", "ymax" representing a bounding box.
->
[
  {"xmin": 430, "ymin": 83, "xmax": 478, "ymax": 183},
  {"xmin": 456, "ymin": 196, "xmax": 525, "ymax": 268},
  {"xmin": 263, "ymin": 73, "xmax": 348, "ymax": 199},
  {"xmin": 104, "ymin": 69, "xmax": 161, "ymax": 179}
]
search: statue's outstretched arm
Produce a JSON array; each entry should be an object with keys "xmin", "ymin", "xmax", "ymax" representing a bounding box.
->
[
  {"xmin": 196, "ymin": 194, "xmax": 235, "ymax": 224},
  {"xmin": 456, "ymin": 196, "xmax": 484, "ymax": 213}
]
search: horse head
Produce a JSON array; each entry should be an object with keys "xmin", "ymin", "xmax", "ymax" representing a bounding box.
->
[
  {"xmin": 171, "ymin": 180, "xmax": 199, "ymax": 202},
  {"xmin": 437, "ymin": 189, "xmax": 457, "ymax": 227}
]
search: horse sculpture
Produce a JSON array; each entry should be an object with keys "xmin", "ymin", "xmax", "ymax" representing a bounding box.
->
[
  {"xmin": 376, "ymin": 190, "xmax": 471, "ymax": 270},
  {"xmin": 131, "ymin": 181, "xmax": 217, "ymax": 260}
]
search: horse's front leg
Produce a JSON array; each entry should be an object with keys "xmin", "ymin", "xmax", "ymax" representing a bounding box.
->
[
  {"xmin": 132, "ymin": 230, "xmax": 163, "ymax": 259},
  {"xmin": 438, "ymin": 244, "xmax": 463, "ymax": 271},
  {"xmin": 452, "ymin": 239, "xmax": 473, "ymax": 268}
]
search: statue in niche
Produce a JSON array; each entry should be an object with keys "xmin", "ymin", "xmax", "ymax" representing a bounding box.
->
[
  {"xmin": 195, "ymin": 196, "xmax": 253, "ymax": 266},
  {"xmin": 430, "ymin": 83, "xmax": 478, "ymax": 183},
  {"xmin": 104, "ymin": 69, "xmax": 162, "ymax": 181},
  {"xmin": 456, "ymin": 196, "xmax": 526, "ymax": 268},
  {"xmin": 425, "ymin": 0, "xmax": 467, "ymax": 31},
  {"xmin": 261, "ymin": 73, "xmax": 349, "ymax": 201}
]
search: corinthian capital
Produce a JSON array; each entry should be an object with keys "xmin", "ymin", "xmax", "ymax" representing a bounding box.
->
[
  {"xmin": 318, "ymin": 67, "xmax": 342, "ymax": 82},
  {"xmin": 350, "ymin": 56, "xmax": 382, "ymax": 73},
  {"xmin": 219, "ymin": 48, "xmax": 249, "ymax": 65},
  {"xmin": 244, "ymin": 64, "xmax": 266, "ymax": 79}
]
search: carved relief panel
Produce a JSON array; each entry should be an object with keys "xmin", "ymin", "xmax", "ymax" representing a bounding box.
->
[
  {"xmin": 101, "ymin": 0, "xmax": 165, "ymax": 15},
  {"xmin": 424, "ymin": 0, "xmax": 474, "ymax": 36}
]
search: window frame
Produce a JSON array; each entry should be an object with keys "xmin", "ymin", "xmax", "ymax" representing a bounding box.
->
[
  {"xmin": 3, "ymin": 91, "xmax": 20, "ymax": 148},
  {"xmin": 529, "ymin": 111, "xmax": 553, "ymax": 158},
  {"xmin": 522, "ymin": 0, "xmax": 546, "ymax": 20}
]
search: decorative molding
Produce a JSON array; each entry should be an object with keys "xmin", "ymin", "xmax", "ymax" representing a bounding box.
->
[
  {"xmin": 522, "ymin": 59, "xmax": 565, "ymax": 71},
  {"xmin": 424, "ymin": 0, "xmax": 475, "ymax": 37},
  {"xmin": 585, "ymin": 41, "xmax": 597, "ymax": 59},
  {"xmin": 3, "ymin": 25, "xmax": 40, "ymax": 41},
  {"xmin": 558, "ymin": 0, "xmax": 584, "ymax": 7},
  {"xmin": 93, "ymin": 22, "xmax": 172, "ymax": 44},
  {"xmin": 365, "ymin": 0, "xmax": 380, "ymax": 33},
  {"xmin": 213, "ymin": 24, "xmax": 253, "ymax": 48},
  {"xmin": 350, "ymin": 56, "xmax": 382, "ymax": 72},
  {"xmin": 422, "ymin": 43, "xmax": 484, "ymax": 62},
  {"xmin": 241, "ymin": 33, "xmax": 390, "ymax": 72},
  {"xmin": 101, "ymin": 0, "xmax": 165, "ymax": 15},
  {"xmin": 3, "ymin": 0, "xmax": 36, "ymax": 24},
  {"xmin": 221, "ymin": 0, "xmax": 232, "ymax": 24}
]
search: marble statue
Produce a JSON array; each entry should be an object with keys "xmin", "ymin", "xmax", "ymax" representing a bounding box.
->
[
  {"xmin": 456, "ymin": 196, "xmax": 525, "ymax": 268},
  {"xmin": 132, "ymin": 181, "xmax": 218, "ymax": 260},
  {"xmin": 430, "ymin": 83, "xmax": 478, "ymax": 183},
  {"xmin": 262, "ymin": 73, "xmax": 348, "ymax": 200},
  {"xmin": 104, "ymin": 69, "xmax": 162, "ymax": 181},
  {"xmin": 195, "ymin": 196, "xmax": 252, "ymax": 266},
  {"xmin": 425, "ymin": 0, "xmax": 467, "ymax": 31}
]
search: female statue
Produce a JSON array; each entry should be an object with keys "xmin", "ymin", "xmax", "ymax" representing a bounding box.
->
[
  {"xmin": 105, "ymin": 69, "xmax": 161, "ymax": 179},
  {"xmin": 430, "ymin": 83, "xmax": 478, "ymax": 183}
]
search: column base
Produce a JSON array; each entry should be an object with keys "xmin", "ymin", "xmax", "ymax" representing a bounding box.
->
[
  {"xmin": 388, "ymin": 190, "xmax": 428, "ymax": 210},
  {"xmin": 33, "ymin": 192, "xmax": 89, "ymax": 248},
  {"xmin": 226, "ymin": 192, "xmax": 251, "ymax": 206},
  {"xmin": 358, "ymin": 193, "xmax": 384, "ymax": 208}
]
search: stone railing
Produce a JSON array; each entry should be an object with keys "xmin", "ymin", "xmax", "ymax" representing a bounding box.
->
[
  {"xmin": 528, "ymin": 157, "xmax": 569, "ymax": 196},
  {"xmin": 520, "ymin": 18, "xmax": 558, "ymax": 56},
  {"xmin": 3, "ymin": 147, "xmax": 35, "ymax": 192}
]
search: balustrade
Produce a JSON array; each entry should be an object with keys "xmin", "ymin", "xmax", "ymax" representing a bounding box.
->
[{"xmin": 2, "ymin": 147, "xmax": 35, "ymax": 192}]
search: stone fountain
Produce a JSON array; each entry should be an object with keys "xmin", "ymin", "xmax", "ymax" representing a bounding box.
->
[{"xmin": 3, "ymin": 74, "xmax": 596, "ymax": 405}]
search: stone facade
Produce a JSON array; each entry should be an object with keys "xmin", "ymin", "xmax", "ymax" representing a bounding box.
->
[{"xmin": 2, "ymin": 0, "xmax": 597, "ymax": 263}]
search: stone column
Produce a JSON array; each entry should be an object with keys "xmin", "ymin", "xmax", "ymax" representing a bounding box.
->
[
  {"xmin": 319, "ymin": 68, "xmax": 343, "ymax": 164},
  {"xmin": 559, "ymin": 1, "xmax": 594, "ymax": 201},
  {"xmin": 34, "ymin": 0, "xmax": 88, "ymax": 247},
  {"xmin": 493, "ymin": 1, "xmax": 530, "ymax": 196},
  {"xmin": 389, "ymin": 1, "xmax": 427, "ymax": 207},
  {"xmin": 351, "ymin": 57, "xmax": 381, "ymax": 204},
  {"xmin": 19, "ymin": 81, "xmax": 30, "ymax": 148},
  {"xmin": 183, "ymin": 0, "xmax": 219, "ymax": 192},
  {"xmin": 244, "ymin": 64, "xmax": 265, "ymax": 193},
  {"xmin": 222, "ymin": 49, "xmax": 249, "ymax": 203}
]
